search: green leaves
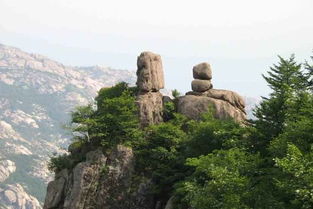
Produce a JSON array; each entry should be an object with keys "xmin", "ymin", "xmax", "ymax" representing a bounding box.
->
[
  {"xmin": 254, "ymin": 55, "xmax": 308, "ymax": 141},
  {"xmin": 135, "ymin": 118, "xmax": 188, "ymax": 195},
  {"xmin": 49, "ymin": 82, "xmax": 141, "ymax": 172},
  {"xmin": 177, "ymin": 148, "xmax": 259, "ymax": 209},
  {"xmin": 274, "ymin": 144, "xmax": 313, "ymax": 209}
]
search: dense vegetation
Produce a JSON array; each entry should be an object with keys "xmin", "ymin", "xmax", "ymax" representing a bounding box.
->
[{"xmin": 49, "ymin": 54, "xmax": 313, "ymax": 209}]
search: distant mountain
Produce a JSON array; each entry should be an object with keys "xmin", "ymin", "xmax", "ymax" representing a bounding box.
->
[
  {"xmin": 0, "ymin": 44, "xmax": 136, "ymax": 209},
  {"xmin": 244, "ymin": 96, "xmax": 261, "ymax": 119}
]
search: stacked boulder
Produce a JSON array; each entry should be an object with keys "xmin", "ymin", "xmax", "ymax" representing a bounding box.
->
[
  {"xmin": 191, "ymin": 62, "xmax": 213, "ymax": 92},
  {"xmin": 136, "ymin": 52, "xmax": 164, "ymax": 127},
  {"xmin": 178, "ymin": 62, "xmax": 246, "ymax": 123}
]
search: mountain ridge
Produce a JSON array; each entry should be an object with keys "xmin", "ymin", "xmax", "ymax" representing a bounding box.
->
[{"xmin": 0, "ymin": 43, "xmax": 136, "ymax": 209}]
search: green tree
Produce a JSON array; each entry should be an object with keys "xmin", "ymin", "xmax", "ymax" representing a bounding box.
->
[
  {"xmin": 49, "ymin": 82, "xmax": 142, "ymax": 172},
  {"xmin": 274, "ymin": 144, "xmax": 313, "ymax": 209},
  {"xmin": 185, "ymin": 112, "xmax": 251, "ymax": 158},
  {"xmin": 254, "ymin": 55, "xmax": 307, "ymax": 146},
  {"xmin": 304, "ymin": 55, "xmax": 313, "ymax": 90},
  {"xmin": 175, "ymin": 148, "xmax": 260, "ymax": 209},
  {"xmin": 135, "ymin": 114, "xmax": 189, "ymax": 201}
]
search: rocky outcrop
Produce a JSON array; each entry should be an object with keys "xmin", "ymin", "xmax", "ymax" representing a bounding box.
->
[
  {"xmin": 44, "ymin": 146, "xmax": 153, "ymax": 209},
  {"xmin": 178, "ymin": 95, "xmax": 246, "ymax": 122},
  {"xmin": 136, "ymin": 52, "xmax": 164, "ymax": 127},
  {"xmin": 0, "ymin": 184, "xmax": 41, "ymax": 209},
  {"xmin": 178, "ymin": 63, "xmax": 246, "ymax": 122}
]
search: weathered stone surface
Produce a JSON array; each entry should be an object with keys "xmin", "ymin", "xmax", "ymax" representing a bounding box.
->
[
  {"xmin": 44, "ymin": 169, "xmax": 69, "ymax": 209},
  {"xmin": 137, "ymin": 51, "xmax": 164, "ymax": 91},
  {"xmin": 136, "ymin": 92, "xmax": 163, "ymax": 127},
  {"xmin": 177, "ymin": 95, "xmax": 246, "ymax": 122},
  {"xmin": 205, "ymin": 89, "xmax": 245, "ymax": 113},
  {"xmin": 191, "ymin": 79, "xmax": 212, "ymax": 92},
  {"xmin": 63, "ymin": 149, "xmax": 106, "ymax": 209},
  {"xmin": 186, "ymin": 91, "xmax": 207, "ymax": 96},
  {"xmin": 44, "ymin": 146, "xmax": 154, "ymax": 209},
  {"xmin": 193, "ymin": 62, "xmax": 212, "ymax": 80},
  {"xmin": 186, "ymin": 89, "xmax": 246, "ymax": 113}
]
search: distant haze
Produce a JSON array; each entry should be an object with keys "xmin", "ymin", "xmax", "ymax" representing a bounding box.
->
[{"xmin": 1, "ymin": 0, "xmax": 312, "ymax": 97}]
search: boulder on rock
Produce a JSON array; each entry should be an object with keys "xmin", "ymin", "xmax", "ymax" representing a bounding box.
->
[
  {"xmin": 205, "ymin": 89, "xmax": 245, "ymax": 113},
  {"xmin": 193, "ymin": 62, "xmax": 212, "ymax": 80},
  {"xmin": 177, "ymin": 95, "xmax": 246, "ymax": 122},
  {"xmin": 137, "ymin": 51, "xmax": 164, "ymax": 91},
  {"xmin": 191, "ymin": 79, "xmax": 212, "ymax": 92}
]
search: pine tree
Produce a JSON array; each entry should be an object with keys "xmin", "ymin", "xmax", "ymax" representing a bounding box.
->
[{"xmin": 254, "ymin": 55, "xmax": 307, "ymax": 142}]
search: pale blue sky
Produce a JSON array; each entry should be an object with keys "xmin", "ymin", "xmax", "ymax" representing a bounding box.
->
[{"xmin": 1, "ymin": 0, "xmax": 312, "ymax": 97}]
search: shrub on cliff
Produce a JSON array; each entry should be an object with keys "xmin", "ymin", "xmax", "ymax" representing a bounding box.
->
[{"xmin": 48, "ymin": 82, "xmax": 142, "ymax": 172}]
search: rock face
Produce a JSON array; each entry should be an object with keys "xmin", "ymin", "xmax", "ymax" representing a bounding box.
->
[
  {"xmin": 136, "ymin": 52, "xmax": 164, "ymax": 127},
  {"xmin": 44, "ymin": 146, "xmax": 153, "ymax": 209},
  {"xmin": 178, "ymin": 63, "xmax": 246, "ymax": 122},
  {"xmin": 136, "ymin": 92, "xmax": 164, "ymax": 127},
  {"xmin": 137, "ymin": 52, "xmax": 164, "ymax": 92}
]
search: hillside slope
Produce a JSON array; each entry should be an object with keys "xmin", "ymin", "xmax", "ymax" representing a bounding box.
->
[{"xmin": 0, "ymin": 44, "xmax": 136, "ymax": 208}]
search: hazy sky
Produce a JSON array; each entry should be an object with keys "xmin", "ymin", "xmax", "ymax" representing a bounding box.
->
[{"xmin": 1, "ymin": 0, "xmax": 312, "ymax": 97}]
